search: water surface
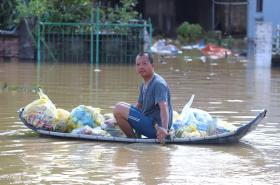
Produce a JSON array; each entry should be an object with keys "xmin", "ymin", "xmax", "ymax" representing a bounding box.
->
[{"xmin": 0, "ymin": 56, "xmax": 279, "ymax": 184}]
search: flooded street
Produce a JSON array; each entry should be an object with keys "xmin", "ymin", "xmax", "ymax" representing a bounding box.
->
[{"xmin": 0, "ymin": 55, "xmax": 279, "ymax": 184}]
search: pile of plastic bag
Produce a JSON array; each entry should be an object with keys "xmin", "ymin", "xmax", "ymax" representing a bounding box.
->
[
  {"xmin": 22, "ymin": 89, "xmax": 237, "ymax": 139},
  {"xmin": 151, "ymin": 39, "xmax": 182, "ymax": 55},
  {"xmin": 22, "ymin": 89, "xmax": 122, "ymax": 136},
  {"xmin": 171, "ymin": 95, "xmax": 237, "ymax": 138}
]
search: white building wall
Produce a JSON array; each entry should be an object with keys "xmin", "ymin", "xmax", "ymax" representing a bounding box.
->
[{"xmin": 247, "ymin": 0, "xmax": 280, "ymax": 40}]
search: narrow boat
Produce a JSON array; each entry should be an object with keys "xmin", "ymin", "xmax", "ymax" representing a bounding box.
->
[{"xmin": 18, "ymin": 108, "xmax": 267, "ymax": 144}]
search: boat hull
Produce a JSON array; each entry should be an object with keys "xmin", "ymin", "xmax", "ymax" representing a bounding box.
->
[{"xmin": 18, "ymin": 109, "xmax": 267, "ymax": 144}]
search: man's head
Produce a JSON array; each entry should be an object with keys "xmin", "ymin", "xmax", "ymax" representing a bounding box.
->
[{"xmin": 135, "ymin": 52, "xmax": 154, "ymax": 79}]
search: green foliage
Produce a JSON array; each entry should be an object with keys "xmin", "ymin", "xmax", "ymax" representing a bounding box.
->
[
  {"xmin": 176, "ymin": 21, "xmax": 203, "ymax": 44},
  {"xmin": 14, "ymin": 0, "xmax": 139, "ymax": 23},
  {"xmin": 0, "ymin": 0, "xmax": 17, "ymax": 29},
  {"xmin": 16, "ymin": 0, "xmax": 48, "ymax": 19},
  {"xmin": 107, "ymin": 0, "xmax": 139, "ymax": 23},
  {"xmin": 47, "ymin": 0, "xmax": 92, "ymax": 22},
  {"xmin": 204, "ymin": 30, "xmax": 222, "ymax": 45},
  {"xmin": 1, "ymin": 0, "xmax": 140, "ymax": 29},
  {"xmin": 223, "ymin": 35, "xmax": 233, "ymax": 49},
  {"xmin": 204, "ymin": 30, "xmax": 233, "ymax": 49},
  {"xmin": 15, "ymin": 0, "xmax": 92, "ymax": 22}
]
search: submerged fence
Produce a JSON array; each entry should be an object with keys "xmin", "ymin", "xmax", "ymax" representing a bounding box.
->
[{"xmin": 37, "ymin": 20, "xmax": 152, "ymax": 65}]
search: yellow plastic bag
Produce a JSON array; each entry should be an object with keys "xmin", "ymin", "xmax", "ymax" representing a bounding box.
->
[
  {"xmin": 52, "ymin": 108, "xmax": 70, "ymax": 132},
  {"xmin": 175, "ymin": 123, "xmax": 201, "ymax": 138},
  {"xmin": 87, "ymin": 106, "xmax": 105, "ymax": 126},
  {"xmin": 22, "ymin": 89, "xmax": 56, "ymax": 129},
  {"xmin": 172, "ymin": 110, "xmax": 180, "ymax": 123}
]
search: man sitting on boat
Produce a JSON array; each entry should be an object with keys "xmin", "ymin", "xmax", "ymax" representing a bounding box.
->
[{"xmin": 105, "ymin": 52, "xmax": 173, "ymax": 143}]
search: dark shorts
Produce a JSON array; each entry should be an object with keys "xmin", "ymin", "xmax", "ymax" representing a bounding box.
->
[{"xmin": 127, "ymin": 106, "xmax": 157, "ymax": 138}]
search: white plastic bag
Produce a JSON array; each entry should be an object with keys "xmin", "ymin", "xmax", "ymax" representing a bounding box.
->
[
  {"xmin": 71, "ymin": 125, "xmax": 109, "ymax": 136},
  {"xmin": 172, "ymin": 95, "xmax": 216, "ymax": 135}
]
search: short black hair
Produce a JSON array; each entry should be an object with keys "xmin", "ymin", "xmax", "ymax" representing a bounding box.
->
[{"xmin": 136, "ymin": 52, "xmax": 153, "ymax": 64}]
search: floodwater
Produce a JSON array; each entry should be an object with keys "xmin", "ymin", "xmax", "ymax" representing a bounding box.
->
[{"xmin": 0, "ymin": 54, "xmax": 279, "ymax": 184}]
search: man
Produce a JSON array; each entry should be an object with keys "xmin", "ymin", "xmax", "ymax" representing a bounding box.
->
[{"xmin": 106, "ymin": 52, "xmax": 173, "ymax": 143}]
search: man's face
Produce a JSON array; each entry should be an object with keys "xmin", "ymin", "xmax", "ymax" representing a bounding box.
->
[{"xmin": 136, "ymin": 55, "xmax": 154, "ymax": 78}]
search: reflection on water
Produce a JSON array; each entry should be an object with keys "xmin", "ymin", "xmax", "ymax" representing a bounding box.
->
[{"xmin": 0, "ymin": 56, "xmax": 280, "ymax": 184}]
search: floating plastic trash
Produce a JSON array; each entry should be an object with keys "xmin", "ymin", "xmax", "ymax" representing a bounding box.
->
[
  {"xmin": 201, "ymin": 44, "xmax": 231, "ymax": 59},
  {"xmin": 181, "ymin": 40, "xmax": 205, "ymax": 50},
  {"xmin": 151, "ymin": 39, "xmax": 182, "ymax": 56}
]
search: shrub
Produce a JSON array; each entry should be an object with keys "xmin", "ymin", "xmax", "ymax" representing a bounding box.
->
[
  {"xmin": 204, "ymin": 30, "xmax": 233, "ymax": 49},
  {"xmin": 176, "ymin": 21, "xmax": 203, "ymax": 44}
]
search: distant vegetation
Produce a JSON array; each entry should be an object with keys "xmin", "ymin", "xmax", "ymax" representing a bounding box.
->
[
  {"xmin": 0, "ymin": 0, "xmax": 140, "ymax": 29},
  {"xmin": 204, "ymin": 30, "xmax": 233, "ymax": 49},
  {"xmin": 0, "ymin": 0, "xmax": 17, "ymax": 29},
  {"xmin": 176, "ymin": 21, "xmax": 233, "ymax": 48},
  {"xmin": 176, "ymin": 21, "xmax": 203, "ymax": 44}
]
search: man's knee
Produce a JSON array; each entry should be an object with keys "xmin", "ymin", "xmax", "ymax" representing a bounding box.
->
[{"xmin": 113, "ymin": 102, "xmax": 130, "ymax": 118}]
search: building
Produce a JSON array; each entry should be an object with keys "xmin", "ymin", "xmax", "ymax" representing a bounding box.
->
[
  {"xmin": 247, "ymin": 0, "xmax": 280, "ymax": 40},
  {"xmin": 137, "ymin": 0, "xmax": 247, "ymax": 37},
  {"xmin": 138, "ymin": 0, "xmax": 280, "ymax": 40}
]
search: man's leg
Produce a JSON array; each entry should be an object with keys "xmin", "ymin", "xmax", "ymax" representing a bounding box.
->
[{"xmin": 113, "ymin": 102, "xmax": 135, "ymax": 138}]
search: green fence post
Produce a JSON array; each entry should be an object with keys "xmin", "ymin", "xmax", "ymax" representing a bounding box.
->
[
  {"xmin": 95, "ymin": 5, "xmax": 100, "ymax": 70},
  {"xmin": 90, "ymin": 9, "xmax": 94, "ymax": 65},
  {"xmin": 36, "ymin": 20, "xmax": 41, "ymax": 87},
  {"xmin": 37, "ymin": 21, "xmax": 40, "ymax": 65}
]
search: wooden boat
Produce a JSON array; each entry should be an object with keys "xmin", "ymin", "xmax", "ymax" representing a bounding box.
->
[{"xmin": 19, "ymin": 108, "xmax": 267, "ymax": 144}]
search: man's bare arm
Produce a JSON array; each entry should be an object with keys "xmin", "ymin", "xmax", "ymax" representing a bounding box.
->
[
  {"xmin": 158, "ymin": 101, "xmax": 169, "ymax": 130},
  {"xmin": 156, "ymin": 101, "xmax": 169, "ymax": 143}
]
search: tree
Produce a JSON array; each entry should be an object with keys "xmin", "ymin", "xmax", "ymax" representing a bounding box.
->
[{"xmin": 0, "ymin": 0, "xmax": 17, "ymax": 29}]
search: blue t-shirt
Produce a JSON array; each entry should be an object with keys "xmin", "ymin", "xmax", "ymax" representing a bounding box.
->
[{"xmin": 137, "ymin": 73, "xmax": 173, "ymax": 128}]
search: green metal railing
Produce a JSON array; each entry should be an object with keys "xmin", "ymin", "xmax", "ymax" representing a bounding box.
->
[{"xmin": 37, "ymin": 19, "xmax": 152, "ymax": 66}]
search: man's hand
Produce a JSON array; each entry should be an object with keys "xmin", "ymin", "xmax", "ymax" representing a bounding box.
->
[{"xmin": 155, "ymin": 125, "xmax": 169, "ymax": 144}]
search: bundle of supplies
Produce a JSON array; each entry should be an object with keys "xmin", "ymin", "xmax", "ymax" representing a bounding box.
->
[
  {"xmin": 22, "ymin": 88, "xmax": 58, "ymax": 130},
  {"xmin": 172, "ymin": 95, "xmax": 237, "ymax": 138},
  {"xmin": 22, "ymin": 89, "xmax": 111, "ymax": 136},
  {"xmin": 22, "ymin": 90, "xmax": 236, "ymax": 138}
]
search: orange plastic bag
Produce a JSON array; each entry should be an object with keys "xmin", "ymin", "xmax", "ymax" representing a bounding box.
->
[{"xmin": 201, "ymin": 44, "xmax": 231, "ymax": 59}]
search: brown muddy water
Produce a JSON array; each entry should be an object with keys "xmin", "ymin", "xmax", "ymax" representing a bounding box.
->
[{"xmin": 0, "ymin": 55, "xmax": 279, "ymax": 184}]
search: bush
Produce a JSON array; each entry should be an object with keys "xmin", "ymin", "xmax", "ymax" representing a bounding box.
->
[
  {"xmin": 176, "ymin": 21, "xmax": 203, "ymax": 44},
  {"xmin": 204, "ymin": 30, "xmax": 233, "ymax": 49}
]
